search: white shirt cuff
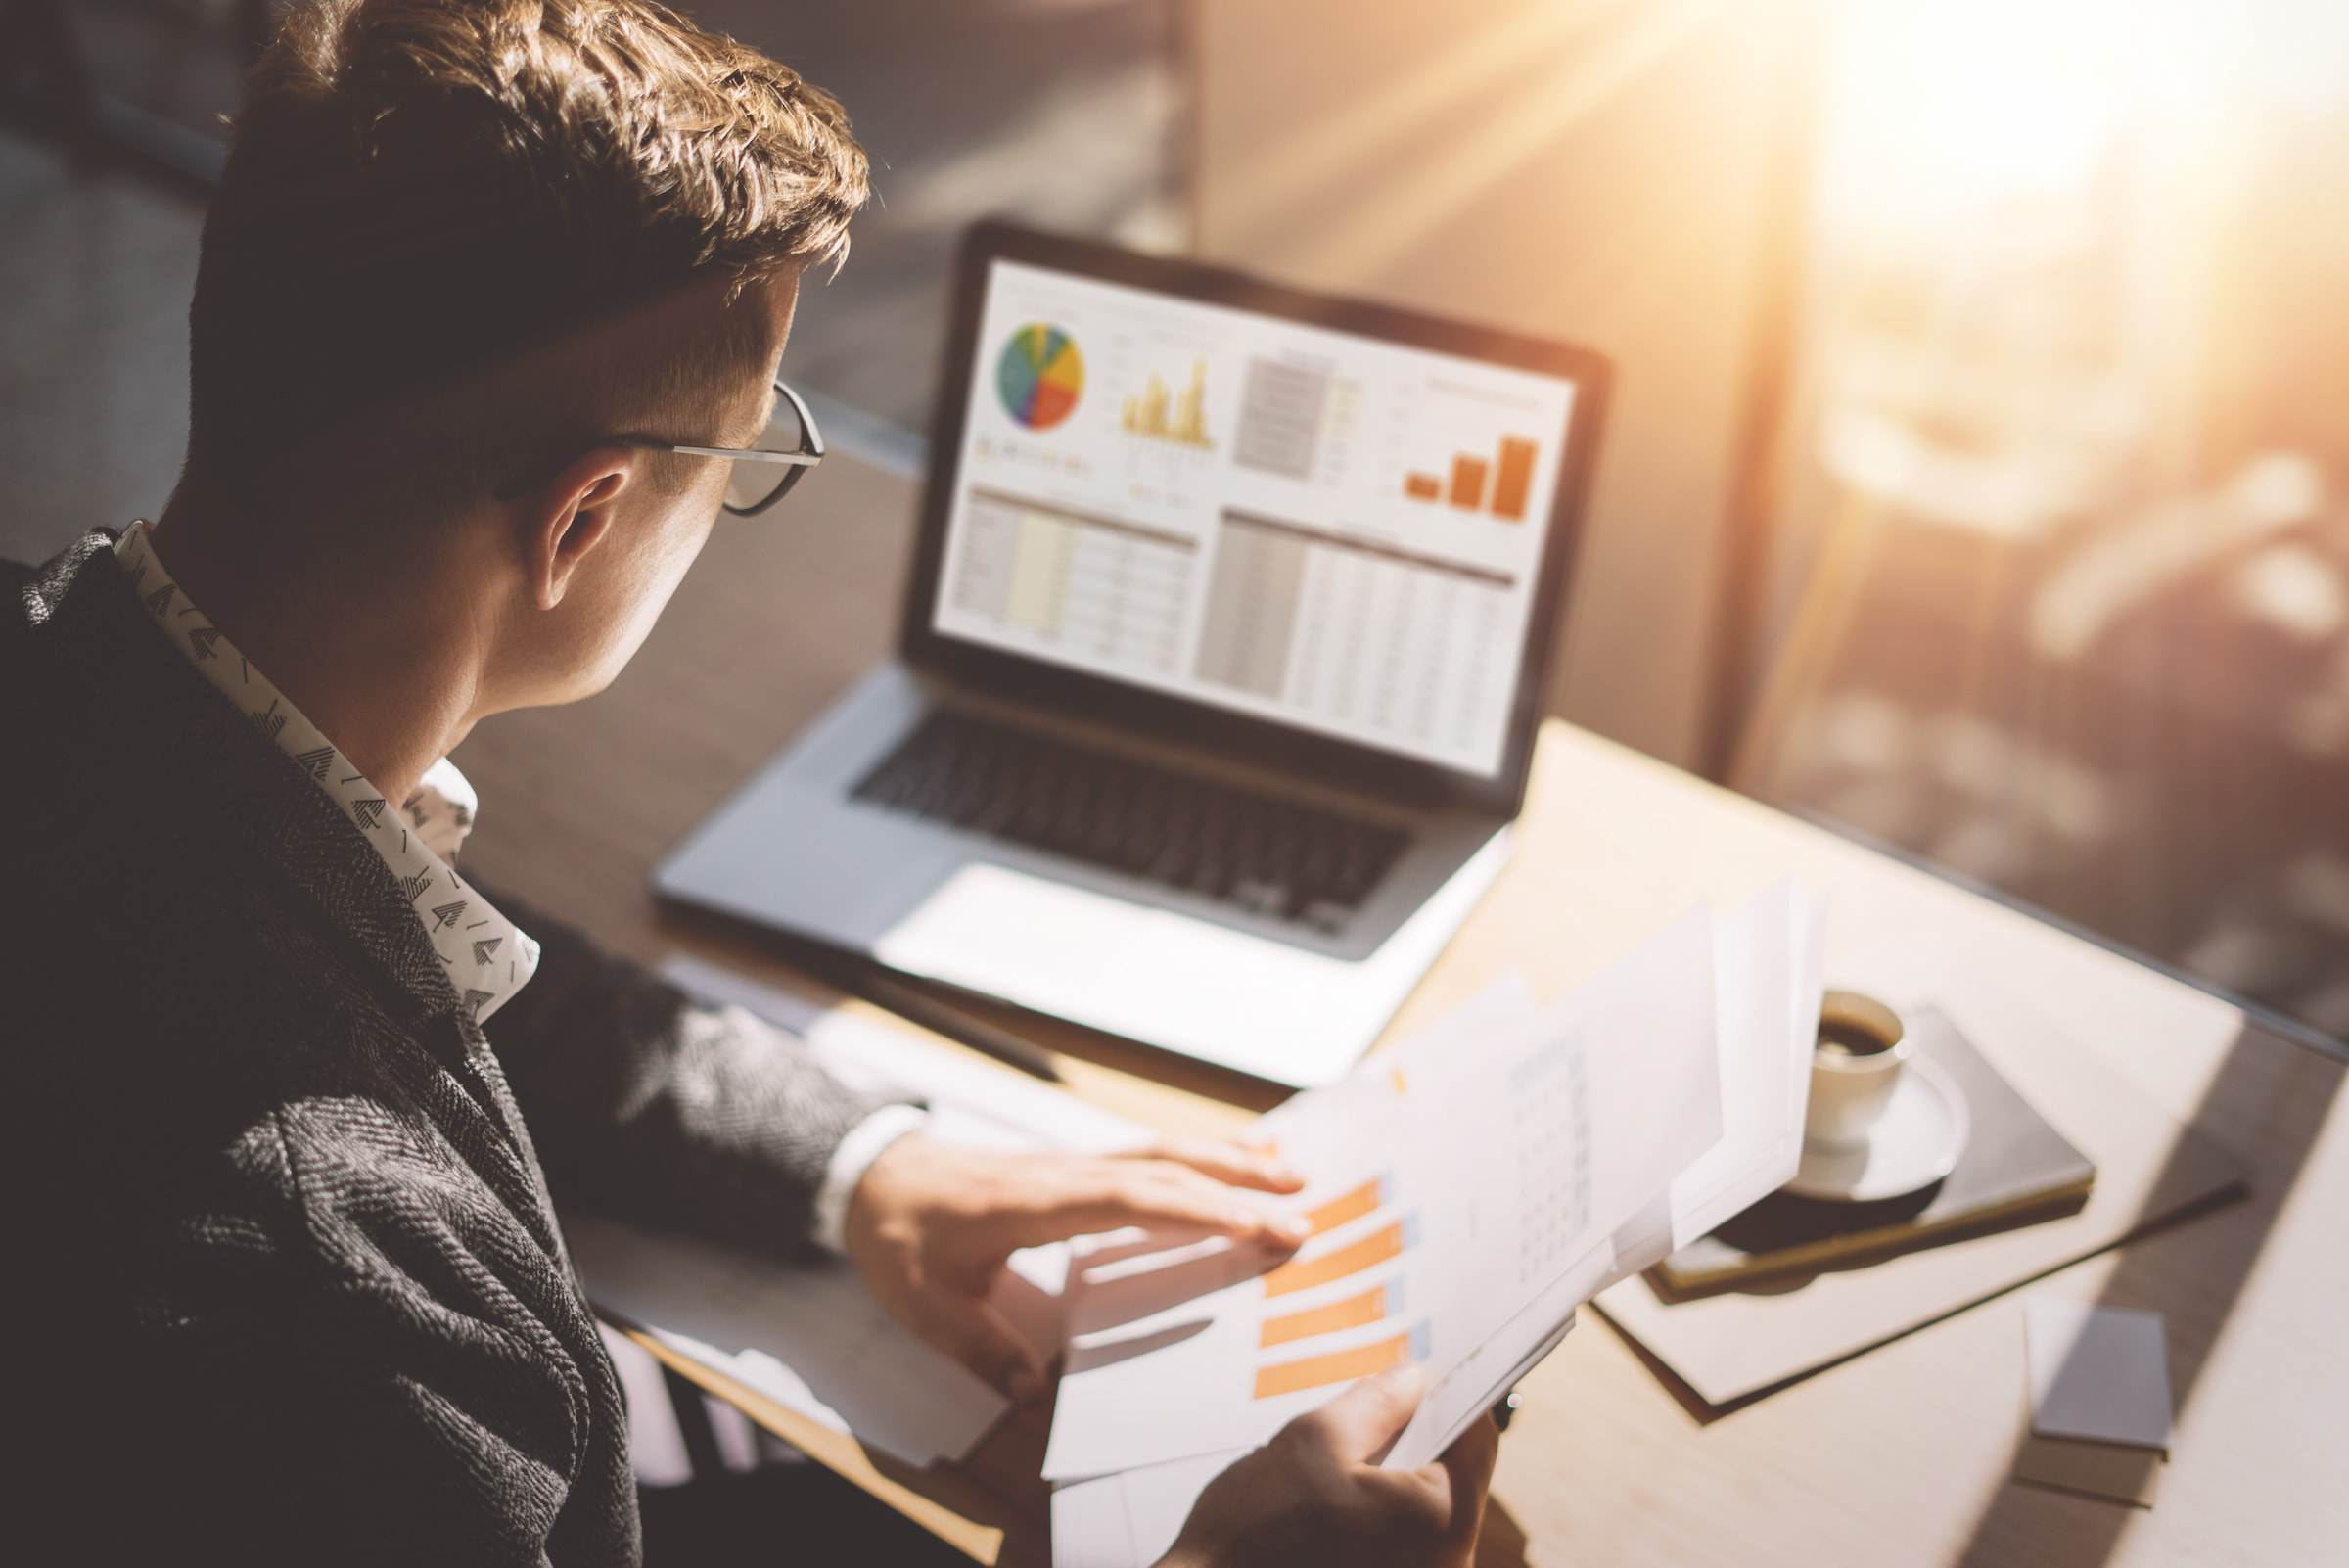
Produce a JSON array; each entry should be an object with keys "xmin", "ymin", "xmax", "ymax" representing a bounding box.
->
[{"xmin": 809, "ymin": 1104, "xmax": 931, "ymax": 1254}]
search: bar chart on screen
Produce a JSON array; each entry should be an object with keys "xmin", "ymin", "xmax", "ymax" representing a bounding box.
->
[
  {"xmin": 1402, "ymin": 435, "xmax": 1540, "ymax": 521},
  {"xmin": 1121, "ymin": 359, "xmax": 1215, "ymax": 449}
]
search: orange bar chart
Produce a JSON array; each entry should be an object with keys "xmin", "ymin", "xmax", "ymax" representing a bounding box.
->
[
  {"xmin": 1254, "ymin": 1333, "xmax": 1406, "ymax": 1399},
  {"xmin": 1303, "ymin": 1174, "xmax": 1391, "ymax": 1237},
  {"xmin": 1263, "ymin": 1216, "xmax": 1412, "ymax": 1298},
  {"xmin": 1447, "ymin": 454, "xmax": 1489, "ymax": 510},
  {"xmin": 1261, "ymin": 1283, "xmax": 1392, "ymax": 1349},
  {"xmin": 1491, "ymin": 437, "xmax": 1537, "ymax": 520},
  {"xmin": 1253, "ymin": 1320, "xmax": 1432, "ymax": 1400},
  {"xmin": 1402, "ymin": 436, "xmax": 1539, "ymax": 521}
]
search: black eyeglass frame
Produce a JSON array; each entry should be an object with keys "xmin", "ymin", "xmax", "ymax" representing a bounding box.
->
[{"xmin": 492, "ymin": 378, "xmax": 825, "ymax": 517}]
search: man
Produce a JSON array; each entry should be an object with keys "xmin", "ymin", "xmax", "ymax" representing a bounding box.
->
[{"xmin": 1, "ymin": 0, "xmax": 1498, "ymax": 1562}]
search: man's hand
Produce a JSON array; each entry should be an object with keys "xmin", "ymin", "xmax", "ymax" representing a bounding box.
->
[
  {"xmin": 844, "ymin": 1133, "xmax": 1308, "ymax": 1402},
  {"xmin": 1161, "ymin": 1363, "xmax": 1498, "ymax": 1568}
]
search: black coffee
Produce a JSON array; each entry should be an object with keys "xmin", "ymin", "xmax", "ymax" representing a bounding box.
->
[{"xmin": 1818, "ymin": 1019, "xmax": 1895, "ymax": 1057}]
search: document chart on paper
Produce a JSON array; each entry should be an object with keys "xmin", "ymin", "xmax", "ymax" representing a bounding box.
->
[
  {"xmin": 934, "ymin": 260, "xmax": 1582, "ymax": 780},
  {"xmin": 1042, "ymin": 914, "xmax": 1723, "ymax": 1483},
  {"xmin": 1508, "ymin": 1030, "xmax": 1594, "ymax": 1286},
  {"xmin": 1048, "ymin": 892, "xmax": 1824, "ymax": 1562},
  {"xmin": 1254, "ymin": 1018, "xmax": 1606, "ymax": 1461},
  {"xmin": 1039, "ymin": 1039, "xmax": 1472, "ymax": 1478}
]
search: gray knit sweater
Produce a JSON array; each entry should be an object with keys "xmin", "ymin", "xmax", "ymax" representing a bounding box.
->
[{"xmin": 3, "ymin": 531, "xmax": 893, "ymax": 1564}]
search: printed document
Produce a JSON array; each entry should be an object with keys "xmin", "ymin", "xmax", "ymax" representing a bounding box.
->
[{"xmin": 1045, "ymin": 882, "xmax": 1821, "ymax": 1563}]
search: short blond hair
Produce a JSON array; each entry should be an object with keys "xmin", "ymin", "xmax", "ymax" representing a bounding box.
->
[{"xmin": 190, "ymin": 0, "xmax": 867, "ymax": 488}]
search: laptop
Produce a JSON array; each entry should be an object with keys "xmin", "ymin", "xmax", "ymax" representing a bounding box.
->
[{"xmin": 655, "ymin": 221, "xmax": 1610, "ymax": 1087}]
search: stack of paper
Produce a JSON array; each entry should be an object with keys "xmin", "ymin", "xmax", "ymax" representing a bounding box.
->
[{"xmin": 1045, "ymin": 883, "xmax": 1827, "ymax": 1566}]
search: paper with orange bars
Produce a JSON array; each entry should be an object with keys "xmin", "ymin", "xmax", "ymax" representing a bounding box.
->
[
  {"xmin": 1259, "ymin": 1279, "xmax": 1399, "ymax": 1349},
  {"xmin": 1255, "ymin": 1322, "xmax": 1432, "ymax": 1399},
  {"xmin": 1264, "ymin": 1216, "xmax": 1410, "ymax": 1298},
  {"xmin": 1043, "ymin": 885, "xmax": 1825, "ymax": 1492}
]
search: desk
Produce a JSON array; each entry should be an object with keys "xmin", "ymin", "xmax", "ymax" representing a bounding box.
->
[{"xmin": 452, "ymin": 450, "xmax": 2349, "ymax": 1568}]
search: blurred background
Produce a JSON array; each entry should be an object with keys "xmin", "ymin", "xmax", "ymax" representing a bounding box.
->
[{"xmin": 4, "ymin": 0, "xmax": 2343, "ymax": 1049}]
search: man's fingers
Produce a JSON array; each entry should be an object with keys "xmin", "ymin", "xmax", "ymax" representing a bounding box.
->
[
  {"xmin": 1328, "ymin": 1387, "xmax": 1496, "ymax": 1560},
  {"xmin": 913, "ymin": 1290, "xmax": 1050, "ymax": 1406},
  {"xmin": 999, "ymin": 1170, "xmax": 1313, "ymax": 1252},
  {"xmin": 1436, "ymin": 1407, "xmax": 1500, "ymax": 1490},
  {"xmin": 1125, "ymin": 1137, "xmax": 1306, "ymax": 1194},
  {"xmin": 1295, "ymin": 1360, "xmax": 1427, "ymax": 1462}
]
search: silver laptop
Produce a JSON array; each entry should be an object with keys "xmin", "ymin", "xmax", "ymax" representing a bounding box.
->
[{"xmin": 656, "ymin": 222, "xmax": 1610, "ymax": 1087}]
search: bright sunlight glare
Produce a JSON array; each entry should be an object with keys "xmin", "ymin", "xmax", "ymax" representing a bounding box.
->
[{"xmin": 1822, "ymin": 0, "xmax": 2229, "ymax": 228}]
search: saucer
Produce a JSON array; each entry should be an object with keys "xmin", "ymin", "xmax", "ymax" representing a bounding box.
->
[{"xmin": 1786, "ymin": 1054, "xmax": 1970, "ymax": 1202}]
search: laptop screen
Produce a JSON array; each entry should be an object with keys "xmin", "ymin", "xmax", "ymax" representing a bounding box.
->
[{"xmin": 927, "ymin": 257, "xmax": 1585, "ymax": 781}]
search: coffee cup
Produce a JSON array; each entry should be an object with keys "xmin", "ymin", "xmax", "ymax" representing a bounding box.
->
[{"xmin": 1805, "ymin": 991, "xmax": 1910, "ymax": 1149}]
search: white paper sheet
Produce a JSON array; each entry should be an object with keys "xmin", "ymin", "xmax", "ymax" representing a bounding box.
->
[
  {"xmin": 1663, "ymin": 880, "xmax": 1827, "ymax": 1249},
  {"xmin": 598, "ymin": 1322, "xmax": 696, "ymax": 1487},
  {"xmin": 1043, "ymin": 907, "xmax": 1728, "ymax": 1481},
  {"xmin": 1393, "ymin": 882, "xmax": 1823, "ymax": 1466},
  {"xmin": 570, "ymin": 1214, "xmax": 1016, "ymax": 1465},
  {"xmin": 1050, "ymin": 1450, "xmax": 1249, "ymax": 1568}
]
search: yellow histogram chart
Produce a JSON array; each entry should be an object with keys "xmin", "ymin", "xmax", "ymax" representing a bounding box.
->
[
  {"xmin": 1122, "ymin": 358, "xmax": 1214, "ymax": 449},
  {"xmin": 1251, "ymin": 1173, "xmax": 1428, "ymax": 1400}
]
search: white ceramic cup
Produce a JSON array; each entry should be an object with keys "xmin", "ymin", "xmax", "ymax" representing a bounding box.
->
[{"xmin": 1805, "ymin": 991, "xmax": 1911, "ymax": 1149}]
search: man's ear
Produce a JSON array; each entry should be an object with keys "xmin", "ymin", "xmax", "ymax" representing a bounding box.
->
[{"xmin": 523, "ymin": 449, "xmax": 636, "ymax": 611}]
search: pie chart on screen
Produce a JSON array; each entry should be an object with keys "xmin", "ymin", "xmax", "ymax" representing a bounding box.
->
[{"xmin": 997, "ymin": 323, "xmax": 1084, "ymax": 431}]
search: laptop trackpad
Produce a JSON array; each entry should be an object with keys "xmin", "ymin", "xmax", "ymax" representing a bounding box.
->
[
  {"xmin": 871, "ymin": 854, "xmax": 1502, "ymax": 1086},
  {"xmin": 877, "ymin": 863, "xmax": 1174, "ymax": 996}
]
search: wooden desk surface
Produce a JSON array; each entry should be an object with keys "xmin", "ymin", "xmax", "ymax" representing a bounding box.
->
[{"xmin": 453, "ymin": 451, "xmax": 2348, "ymax": 1568}]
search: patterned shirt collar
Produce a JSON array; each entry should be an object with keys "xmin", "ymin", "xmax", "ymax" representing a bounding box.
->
[{"xmin": 114, "ymin": 521, "xmax": 540, "ymax": 1023}]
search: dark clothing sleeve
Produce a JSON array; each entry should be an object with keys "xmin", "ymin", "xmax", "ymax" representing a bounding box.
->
[
  {"xmin": 119, "ymin": 1103, "xmax": 634, "ymax": 1568},
  {"xmin": 477, "ymin": 887, "xmax": 899, "ymax": 1257}
]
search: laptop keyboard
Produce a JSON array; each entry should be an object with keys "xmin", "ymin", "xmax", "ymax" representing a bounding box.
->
[{"xmin": 851, "ymin": 711, "xmax": 1411, "ymax": 929}]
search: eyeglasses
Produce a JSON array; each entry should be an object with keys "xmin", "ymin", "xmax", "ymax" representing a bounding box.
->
[
  {"xmin": 654, "ymin": 378, "xmax": 825, "ymax": 517},
  {"xmin": 494, "ymin": 379, "xmax": 825, "ymax": 517}
]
